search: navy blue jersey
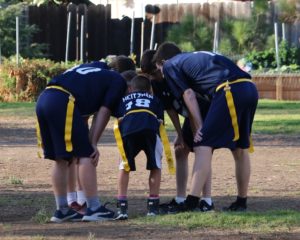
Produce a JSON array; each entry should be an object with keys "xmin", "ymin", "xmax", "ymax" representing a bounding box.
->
[
  {"xmin": 48, "ymin": 62, "xmax": 127, "ymax": 116},
  {"xmin": 151, "ymin": 80, "xmax": 189, "ymax": 118},
  {"xmin": 163, "ymin": 51, "xmax": 251, "ymax": 99},
  {"xmin": 118, "ymin": 91, "xmax": 164, "ymax": 137}
]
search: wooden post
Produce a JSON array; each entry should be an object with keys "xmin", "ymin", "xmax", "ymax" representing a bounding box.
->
[{"xmin": 276, "ymin": 75, "xmax": 283, "ymax": 100}]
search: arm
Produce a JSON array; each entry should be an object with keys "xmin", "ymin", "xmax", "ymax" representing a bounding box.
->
[
  {"xmin": 89, "ymin": 106, "xmax": 111, "ymax": 165},
  {"xmin": 183, "ymin": 88, "xmax": 203, "ymax": 141},
  {"xmin": 166, "ymin": 108, "xmax": 184, "ymax": 149}
]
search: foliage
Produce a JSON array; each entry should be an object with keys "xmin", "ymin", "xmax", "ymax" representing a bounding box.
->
[
  {"xmin": 277, "ymin": 0, "xmax": 298, "ymax": 23},
  {"xmin": 246, "ymin": 40, "xmax": 300, "ymax": 71},
  {"xmin": 0, "ymin": 1, "xmax": 48, "ymax": 58},
  {"xmin": 0, "ymin": 58, "xmax": 77, "ymax": 102},
  {"xmin": 136, "ymin": 210, "xmax": 300, "ymax": 232},
  {"xmin": 166, "ymin": 14, "xmax": 213, "ymax": 52}
]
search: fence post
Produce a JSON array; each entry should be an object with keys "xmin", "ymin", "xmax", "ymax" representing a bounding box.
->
[
  {"xmin": 65, "ymin": 12, "xmax": 71, "ymax": 64},
  {"xmin": 80, "ymin": 15, "xmax": 84, "ymax": 62},
  {"xmin": 16, "ymin": 16, "xmax": 19, "ymax": 66},
  {"xmin": 276, "ymin": 75, "xmax": 283, "ymax": 100}
]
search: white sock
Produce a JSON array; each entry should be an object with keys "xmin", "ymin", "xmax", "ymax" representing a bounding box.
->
[
  {"xmin": 67, "ymin": 192, "xmax": 77, "ymax": 205},
  {"xmin": 77, "ymin": 190, "xmax": 86, "ymax": 205},
  {"xmin": 175, "ymin": 196, "xmax": 186, "ymax": 204},
  {"xmin": 201, "ymin": 197, "xmax": 212, "ymax": 206}
]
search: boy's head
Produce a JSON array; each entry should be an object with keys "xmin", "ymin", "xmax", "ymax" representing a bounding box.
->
[
  {"xmin": 109, "ymin": 55, "xmax": 136, "ymax": 73},
  {"xmin": 141, "ymin": 49, "xmax": 163, "ymax": 82},
  {"xmin": 131, "ymin": 75, "xmax": 152, "ymax": 93},
  {"xmin": 121, "ymin": 70, "xmax": 137, "ymax": 93},
  {"xmin": 153, "ymin": 42, "xmax": 181, "ymax": 66},
  {"xmin": 141, "ymin": 49, "xmax": 156, "ymax": 74}
]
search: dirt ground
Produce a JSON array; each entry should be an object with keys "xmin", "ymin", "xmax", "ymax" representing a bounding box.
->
[{"xmin": 0, "ymin": 115, "xmax": 300, "ymax": 239}]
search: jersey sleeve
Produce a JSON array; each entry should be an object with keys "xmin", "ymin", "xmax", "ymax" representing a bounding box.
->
[
  {"xmin": 163, "ymin": 61, "xmax": 190, "ymax": 99},
  {"xmin": 102, "ymin": 74, "xmax": 127, "ymax": 112}
]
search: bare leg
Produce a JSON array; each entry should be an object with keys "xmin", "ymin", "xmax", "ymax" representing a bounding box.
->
[
  {"xmin": 67, "ymin": 159, "xmax": 77, "ymax": 193},
  {"xmin": 232, "ymin": 148, "xmax": 251, "ymax": 198},
  {"xmin": 175, "ymin": 146, "xmax": 189, "ymax": 198},
  {"xmin": 78, "ymin": 157, "xmax": 98, "ymax": 198},
  {"xmin": 149, "ymin": 169, "xmax": 161, "ymax": 196},
  {"xmin": 118, "ymin": 170, "xmax": 130, "ymax": 197},
  {"xmin": 52, "ymin": 159, "xmax": 69, "ymax": 196},
  {"xmin": 190, "ymin": 146, "xmax": 213, "ymax": 197},
  {"xmin": 202, "ymin": 167, "xmax": 212, "ymax": 198}
]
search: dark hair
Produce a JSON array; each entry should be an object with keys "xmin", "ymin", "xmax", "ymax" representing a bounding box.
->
[
  {"xmin": 108, "ymin": 55, "xmax": 136, "ymax": 73},
  {"xmin": 140, "ymin": 49, "xmax": 156, "ymax": 74},
  {"xmin": 121, "ymin": 70, "xmax": 137, "ymax": 87},
  {"xmin": 153, "ymin": 42, "xmax": 181, "ymax": 65},
  {"xmin": 131, "ymin": 75, "xmax": 151, "ymax": 92}
]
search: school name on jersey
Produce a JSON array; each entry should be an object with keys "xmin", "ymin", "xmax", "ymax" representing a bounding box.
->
[{"xmin": 122, "ymin": 92, "xmax": 153, "ymax": 102}]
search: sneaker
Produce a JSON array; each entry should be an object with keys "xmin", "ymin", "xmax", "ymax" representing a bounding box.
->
[
  {"xmin": 114, "ymin": 200, "xmax": 128, "ymax": 220},
  {"xmin": 69, "ymin": 201, "xmax": 83, "ymax": 211},
  {"xmin": 159, "ymin": 198, "xmax": 178, "ymax": 214},
  {"xmin": 198, "ymin": 200, "xmax": 214, "ymax": 212},
  {"xmin": 50, "ymin": 209, "xmax": 83, "ymax": 223},
  {"xmin": 222, "ymin": 201, "xmax": 247, "ymax": 212},
  {"xmin": 82, "ymin": 204, "xmax": 115, "ymax": 222},
  {"xmin": 147, "ymin": 199, "xmax": 159, "ymax": 216}
]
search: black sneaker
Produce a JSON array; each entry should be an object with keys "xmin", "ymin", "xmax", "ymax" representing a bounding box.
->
[
  {"xmin": 114, "ymin": 199, "xmax": 128, "ymax": 220},
  {"xmin": 198, "ymin": 200, "xmax": 214, "ymax": 212},
  {"xmin": 223, "ymin": 201, "xmax": 247, "ymax": 212},
  {"xmin": 147, "ymin": 199, "xmax": 159, "ymax": 216},
  {"xmin": 82, "ymin": 204, "xmax": 115, "ymax": 221},
  {"xmin": 50, "ymin": 209, "xmax": 83, "ymax": 223},
  {"xmin": 159, "ymin": 198, "xmax": 179, "ymax": 214}
]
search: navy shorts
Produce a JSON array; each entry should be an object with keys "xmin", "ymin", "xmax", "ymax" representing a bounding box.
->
[
  {"xmin": 119, "ymin": 130, "xmax": 163, "ymax": 171},
  {"xmin": 36, "ymin": 89, "xmax": 94, "ymax": 161},
  {"xmin": 194, "ymin": 82, "xmax": 258, "ymax": 150},
  {"xmin": 182, "ymin": 98, "xmax": 210, "ymax": 151}
]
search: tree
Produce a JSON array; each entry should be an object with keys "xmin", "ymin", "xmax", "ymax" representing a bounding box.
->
[
  {"xmin": 166, "ymin": 14, "xmax": 213, "ymax": 52},
  {"xmin": 0, "ymin": 1, "xmax": 47, "ymax": 58}
]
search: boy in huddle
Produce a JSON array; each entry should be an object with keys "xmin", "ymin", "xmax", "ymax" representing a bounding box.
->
[{"xmin": 114, "ymin": 75, "xmax": 164, "ymax": 220}]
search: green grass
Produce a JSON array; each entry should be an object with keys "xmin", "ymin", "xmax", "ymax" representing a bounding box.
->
[
  {"xmin": 164, "ymin": 99, "xmax": 300, "ymax": 135},
  {"xmin": 134, "ymin": 210, "xmax": 300, "ymax": 233},
  {"xmin": 0, "ymin": 102, "xmax": 35, "ymax": 117},
  {"xmin": 1, "ymin": 100, "xmax": 300, "ymax": 134},
  {"xmin": 253, "ymin": 99, "xmax": 300, "ymax": 134}
]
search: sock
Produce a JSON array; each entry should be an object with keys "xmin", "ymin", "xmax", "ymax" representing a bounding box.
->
[
  {"xmin": 117, "ymin": 195, "xmax": 127, "ymax": 201},
  {"xmin": 149, "ymin": 194, "xmax": 159, "ymax": 200},
  {"xmin": 67, "ymin": 192, "xmax": 77, "ymax": 205},
  {"xmin": 86, "ymin": 196, "xmax": 101, "ymax": 211},
  {"xmin": 77, "ymin": 190, "xmax": 86, "ymax": 205},
  {"xmin": 185, "ymin": 195, "xmax": 200, "ymax": 209},
  {"xmin": 201, "ymin": 197, "xmax": 212, "ymax": 206},
  {"xmin": 175, "ymin": 196, "xmax": 186, "ymax": 204},
  {"xmin": 55, "ymin": 196, "xmax": 69, "ymax": 214},
  {"xmin": 236, "ymin": 196, "xmax": 247, "ymax": 206}
]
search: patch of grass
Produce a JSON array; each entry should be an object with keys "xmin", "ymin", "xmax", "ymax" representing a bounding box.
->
[
  {"xmin": 87, "ymin": 232, "xmax": 96, "ymax": 240},
  {"xmin": 164, "ymin": 99, "xmax": 300, "ymax": 135},
  {"xmin": 0, "ymin": 102, "xmax": 35, "ymax": 117},
  {"xmin": 9, "ymin": 176, "xmax": 23, "ymax": 185},
  {"xmin": 134, "ymin": 210, "xmax": 300, "ymax": 233},
  {"xmin": 31, "ymin": 208, "xmax": 50, "ymax": 224}
]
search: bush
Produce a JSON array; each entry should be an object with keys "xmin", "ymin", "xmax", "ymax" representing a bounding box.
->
[{"xmin": 0, "ymin": 58, "xmax": 77, "ymax": 102}]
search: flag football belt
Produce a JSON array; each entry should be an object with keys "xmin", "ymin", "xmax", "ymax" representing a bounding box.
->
[
  {"xmin": 216, "ymin": 79, "xmax": 254, "ymax": 153},
  {"xmin": 113, "ymin": 109, "xmax": 175, "ymax": 174},
  {"xmin": 36, "ymin": 85, "xmax": 75, "ymax": 158}
]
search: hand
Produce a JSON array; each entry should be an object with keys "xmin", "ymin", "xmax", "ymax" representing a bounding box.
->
[
  {"xmin": 194, "ymin": 128, "xmax": 203, "ymax": 143},
  {"xmin": 174, "ymin": 135, "xmax": 184, "ymax": 151},
  {"xmin": 89, "ymin": 144, "xmax": 99, "ymax": 167}
]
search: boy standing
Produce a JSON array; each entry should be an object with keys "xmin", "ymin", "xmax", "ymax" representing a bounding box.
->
[
  {"xmin": 113, "ymin": 75, "xmax": 164, "ymax": 220},
  {"xmin": 36, "ymin": 61, "xmax": 127, "ymax": 222},
  {"xmin": 153, "ymin": 42, "xmax": 258, "ymax": 212}
]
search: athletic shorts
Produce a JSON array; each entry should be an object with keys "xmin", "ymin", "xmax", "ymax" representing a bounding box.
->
[
  {"xmin": 182, "ymin": 98, "xmax": 210, "ymax": 152},
  {"xmin": 194, "ymin": 81, "xmax": 258, "ymax": 150},
  {"xmin": 36, "ymin": 89, "xmax": 94, "ymax": 161},
  {"xmin": 119, "ymin": 130, "xmax": 163, "ymax": 171}
]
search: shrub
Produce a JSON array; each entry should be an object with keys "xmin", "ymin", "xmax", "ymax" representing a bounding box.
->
[{"xmin": 0, "ymin": 58, "xmax": 76, "ymax": 102}]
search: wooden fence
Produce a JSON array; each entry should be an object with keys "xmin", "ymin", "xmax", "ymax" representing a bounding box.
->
[{"xmin": 253, "ymin": 74, "xmax": 300, "ymax": 100}]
